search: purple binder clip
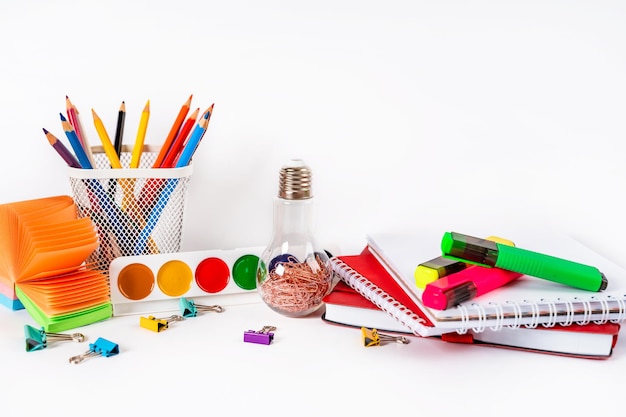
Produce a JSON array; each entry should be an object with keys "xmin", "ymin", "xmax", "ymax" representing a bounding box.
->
[{"xmin": 244, "ymin": 326, "xmax": 276, "ymax": 345}]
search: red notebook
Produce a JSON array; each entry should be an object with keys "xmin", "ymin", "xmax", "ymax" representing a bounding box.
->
[{"xmin": 327, "ymin": 247, "xmax": 621, "ymax": 359}]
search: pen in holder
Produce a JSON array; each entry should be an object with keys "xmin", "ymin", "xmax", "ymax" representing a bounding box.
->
[{"xmin": 67, "ymin": 144, "xmax": 193, "ymax": 271}]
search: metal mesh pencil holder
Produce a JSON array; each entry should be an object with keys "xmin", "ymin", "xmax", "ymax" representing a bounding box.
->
[{"xmin": 67, "ymin": 145, "xmax": 193, "ymax": 271}]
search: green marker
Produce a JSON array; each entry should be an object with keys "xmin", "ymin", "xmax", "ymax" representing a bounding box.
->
[{"xmin": 440, "ymin": 232, "xmax": 608, "ymax": 292}]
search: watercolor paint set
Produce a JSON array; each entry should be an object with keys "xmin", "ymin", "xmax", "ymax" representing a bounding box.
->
[{"xmin": 108, "ymin": 247, "xmax": 264, "ymax": 316}]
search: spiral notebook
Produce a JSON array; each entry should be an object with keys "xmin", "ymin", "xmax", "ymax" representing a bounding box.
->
[
  {"xmin": 322, "ymin": 279, "xmax": 620, "ymax": 358},
  {"xmin": 363, "ymin": 227, "xmax": 626, "ymax": 335}
]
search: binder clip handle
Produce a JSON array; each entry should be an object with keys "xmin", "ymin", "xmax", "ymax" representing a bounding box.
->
[
  {"xmin": 24, "ymin": 324, "xmax": 85, "ymax": 352},
  {"xmin": 179, "ymin": 297, "xmax": 224, "ymax": 318},
  {"xmin": 140, "ymin": 315, "xmax": 184, "ymax": 332},
  {"xmin": 361, "ymin": 327, "xmax": 410, "ymax": 347},
  {"xmin": 69, "ymin": 337, "xmax": 119, "ymax": 364}
]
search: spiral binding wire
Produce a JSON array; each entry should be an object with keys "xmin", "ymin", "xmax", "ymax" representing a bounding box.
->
[
  {"xmin": 331, "ymin": 256, "xmax": 626, "ymax": 335},
  {"xmin": 331, "ymin": 258, "xmax": 425, "ymax": 336}
]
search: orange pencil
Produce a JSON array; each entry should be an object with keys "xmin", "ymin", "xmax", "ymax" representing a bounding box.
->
[
  {"xmin": 153, "ymin": 94, "xmax": 192, "ymax": 168},
  {"xmin": 160, "ymin": 107, "xmax": 199, "ymax": 168}
]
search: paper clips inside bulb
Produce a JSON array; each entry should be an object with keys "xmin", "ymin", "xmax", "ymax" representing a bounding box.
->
[
  {"xmin": 69, "ymin": 337, "xmax": 119, "ymax": 364},
  {"xmin": 24, "ymin": 324, "xmax": 85, "ymax": 352},
  {"xmin": 140, "ymin": 315, "xmax": 184, "ymax": 332},
  {"xmin": 179, "ymin": 297, "xmax": 224, "ymax": 318},
  {"xmin": 361, "ymin": 327, "xmax": 410, "ymax": 347}
]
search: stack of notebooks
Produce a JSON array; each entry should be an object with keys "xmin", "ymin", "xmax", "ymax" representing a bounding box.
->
[
  {"xmin": 324, "ymin": 228, "xmax": 625, "ymax": 359},
  {"xmin": 0, "ymin": 195, "xmax": 112, "ymax": 332}
]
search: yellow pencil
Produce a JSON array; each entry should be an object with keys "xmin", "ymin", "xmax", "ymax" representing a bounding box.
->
[
  {"xmin": 92, "ymin": 108, "xmax": 122, "ymax": 168},
  {"xmin": 130, "ymin": 100, "xmax": 150, "ymax": 168}
]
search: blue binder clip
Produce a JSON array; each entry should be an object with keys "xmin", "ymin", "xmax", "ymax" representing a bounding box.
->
[
  {"xmin": 24, "ymin": 324, "xmax": 85, "ymax": 352},
  {"xmin": 244, "ymin": 326, "xmax": 276, "ymax": 345},
  {"xmin": 140, "ymin": 315, "xmax": 184, "ymax": 332},
  {"xmin": 69, "ymin": 337, "xmax": 119, "ymax": 364},
  {"xmin": 179, "ymin": 297, "xmax": 224, "ymax": 318}
]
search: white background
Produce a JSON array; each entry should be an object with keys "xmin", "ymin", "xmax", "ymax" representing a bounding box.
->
[{"xmin": 1, "ymin": 1, "xmax": 625, "ymax": 415}]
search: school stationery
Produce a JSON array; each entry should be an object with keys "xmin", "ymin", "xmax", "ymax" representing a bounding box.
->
[
  {"xmin": 91, "ymin": 108, "xmax": 122, "ymax": 168},
  {"xmin": 361, "ymin": 327, "xmax": 409, "ymax": 347},
  {"xmin": 414, "ymin": 235, "xmax": 515, "ymax": 288},
  {"xmin": 153, "ymin": 94, "xmax": 193, "ymax": 168},
  {"xmin": 421, "ymin": 265, "xmax": 522, "ymax": 310},
  {"xmin": 0, "ymin": 195, "xmax": 112, "ymax": 331},
  {"xmin": 60, "ymin": 113, "xmax": 92, "ymax": 168},
  {"xmin": 65, "ymin": 95, "xmax": 95, "ymax": 166},
  {"xmin": 24, "ymin": 324, "xmax": 85, "ymax": 352},
  {"xmin": 244, "ymin": 326, "xmax": 277, "ymax": 345},
  {"xmin": 130, "ymin": 100, "xmax": 150, "ymax": 168},
  {"xmin": 113, "ymin": 101, "xmax": 126, "ymax": 156},
  {"xmin": 366, "ymin": 228, "xmax": 626, "ymax": 334},
  {"xmin": 328, "ymin": 249, "xmax": 621, "ymax": 359},
  {"xmin": 161, "ymin": 107, "xmax": 200, "ymax": 168},
  {"xmin": 108, "ymin": 247, "xmax": 263, "ymax": 316},
  {"xmin": 69, "ymin": 337, "xmax": 119, "ymax": 364},
  {"xmin": 441, "ymin": 231, "xmax": 607, "ymax": 291}
]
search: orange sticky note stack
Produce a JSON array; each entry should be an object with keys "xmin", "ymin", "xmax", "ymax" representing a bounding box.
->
[{"xmin": 0, "ymin": 195, "xmax": 112, "ymax": 331}]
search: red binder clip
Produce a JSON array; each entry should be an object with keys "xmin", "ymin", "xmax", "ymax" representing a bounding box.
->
[{"xmin": 244, "ymin": 326, "xmax": 276, "ymax": 345}]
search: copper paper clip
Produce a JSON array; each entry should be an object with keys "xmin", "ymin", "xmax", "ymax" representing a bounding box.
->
[
  {"xmin": 140, "ymin": 315, "xmax": 184, "ymax": 332},
  {"xmin": 179, "ymin": 297, "xmax": 224, "ymax": 318},
  {"xmin": 24, "ymin": 324, "xmax": 85, "ymax": 352},
  {"xmin": 69, "ymin": 337, "xmax": 119, "ymax": 364},
  {"xmin": 244, "ymin": 326, "xmax": 276, "ymax": 345},
  {"xmin": 361, "ymin": 327, "xmax": 410, "ymax": 347}
]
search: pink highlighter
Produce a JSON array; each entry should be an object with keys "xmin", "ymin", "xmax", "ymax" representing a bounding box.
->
[{"xmin": 421, "ymin": 265, "xmax": 522, "ymax": 310}]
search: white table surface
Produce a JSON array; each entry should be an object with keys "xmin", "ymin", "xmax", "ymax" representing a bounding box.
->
[{"xmin": 0, "ymin": 297, "xmax": 623, "ymax": 416}]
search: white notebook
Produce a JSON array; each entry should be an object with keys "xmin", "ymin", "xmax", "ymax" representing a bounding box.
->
[{"xmin": 366, "ymin": 227, "xmax": 626, "ymax": 334}]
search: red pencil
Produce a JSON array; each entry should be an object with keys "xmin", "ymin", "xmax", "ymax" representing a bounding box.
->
[
  {"xmin": 66, "ymin": 95, "xmax": 95, "ymax": 166},
  {"xmin": 160, "ymin": 107, "xmax": 200, "ymax": 168},
  {"xmin": 153, "ymin": 94, "xmax": 192, "ymax": 168}
]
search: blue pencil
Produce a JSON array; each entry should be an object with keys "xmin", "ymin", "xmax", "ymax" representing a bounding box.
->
[
  {"xmin": 175, "ymin": 104, "xmax": 213, "ymax": 167},
  {"xmin": 135, "ymin": 104, "xmax": 214, "ymax": 253},
  {"xmin": 60, "ymin": 113, "xmax": 93, "ymax": 169},
  {"xmin": 134, "ymin": 177, "xmax": 179, "ymax": 253}
]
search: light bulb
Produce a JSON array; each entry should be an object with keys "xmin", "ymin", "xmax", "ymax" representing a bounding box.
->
[{"xmin": 256, "ymin": 159, "xmax": 333, "ymax": 317}]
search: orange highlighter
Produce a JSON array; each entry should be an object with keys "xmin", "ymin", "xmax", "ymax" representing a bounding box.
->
[{"xmin": 420, "ymin": 236, "xmax": 521, "ymax": 310}]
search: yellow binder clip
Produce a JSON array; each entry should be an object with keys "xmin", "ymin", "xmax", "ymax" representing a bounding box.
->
[
  {"xmin": 140, "ymin": 315, "xmax": 184, "ymax": 332},
  {"xmin": 361, "ymin": 327, "xmax": 410, "ymax": 347}
]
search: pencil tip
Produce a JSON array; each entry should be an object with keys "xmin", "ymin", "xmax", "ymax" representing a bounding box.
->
[
  {"xmin": 59, "ymin": 113, "xmax": 67, "ymax": 121},
  {"xmin": 42, "ymin": 128, "xmax": 48, "ymax": 134}
]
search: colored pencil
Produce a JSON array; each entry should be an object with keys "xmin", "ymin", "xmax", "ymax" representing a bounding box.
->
[
  {"xmin": 43, "ymin": 128, "xmax": 81, "ymax": 168},
  {"xmin": 46, "ymin": 126, "xmax": 124, "ymax": 243},
  {"xmin": 66, "ymin": 96, "xmax": 96, "ymax": 166},
  {"xmin": 161, "ymin": 107, "xmax": 199, "ymax": 168},
  {"xmin": 153, "ymin": 94, "xmax": 192, "ymax": 168},
  {"xmin": 91, "ymin": 109, "xmax": 122, "ymax": 168},
  {"xmin": 60, "ymin": 113, "xmax": 93, "ymax": 169},
  {"xmin": 176, "ymin": 104, "xmax": 213, "ymax": 167},
  {"xmin": 136, "ymin": 104, "xmax": 214, "ymax": 253},
  {"xmin": 113, "ymin": 101, "xmax": 126, "ymax": 157},
  {"xmin": 130, "ymin": 100, "xmax": 150, "ymax": 168}
]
